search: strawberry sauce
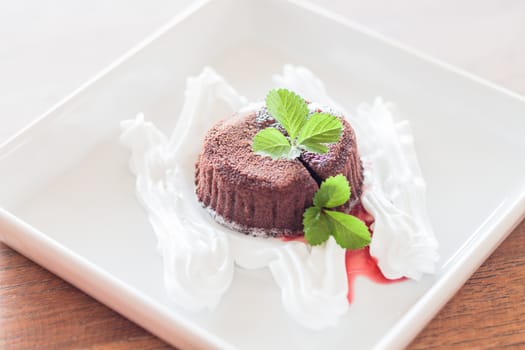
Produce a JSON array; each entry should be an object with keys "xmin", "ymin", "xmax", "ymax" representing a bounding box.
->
[
  {"xmin": 346, "ymin": 203, "xmax": 405, "ymax": 303},
  {"xmin": 281, "ymin": 203, "xmax": 406, "ymax": 304}
]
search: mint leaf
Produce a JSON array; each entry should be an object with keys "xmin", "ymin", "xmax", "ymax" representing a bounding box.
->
[
  {"xmin": 266, "ymin": 89, "xmax": 308, "ymax": 140},
  {"xmin": 302, "ymin": 207, "xmax": 331, "ymax": 245},
  {"xmin": 252, "ymin": 89, "xmax": 343, "ymax": 161},
  {"xmin": 252, "ymin": 128, "xmax": 292, "ymax": 160},
  {"xmin": 324, "ymin": 210, "xmax": 371, "ymax": 249},
  {"xmin": 297, "ymin": 113, "xmax": 343, "ymax": 154},
  {"xmin": 302, "ymin": 175, "xmax": 370, "ymax": 250},
  {"xmin": 313, "ymin": 174, "xmax": 351, "ymax": 209}
]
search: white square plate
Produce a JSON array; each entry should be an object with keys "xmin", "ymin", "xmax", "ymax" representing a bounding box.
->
[{"xmin": 1, "ymin": 0, "xmax": 525, "ymax": 349}]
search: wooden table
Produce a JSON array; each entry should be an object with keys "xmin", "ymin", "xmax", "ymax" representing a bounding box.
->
[{"xmin": 1, "ymin": 220, "xmax": 524, "ymax": 349}]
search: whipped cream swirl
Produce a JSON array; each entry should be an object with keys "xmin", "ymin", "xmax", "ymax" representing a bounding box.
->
[
  {"xmin": 120, "ymin": 69, "xmax": 245, "ymax": 310},
  {"xmin": 120, "ymin": 65, "xmax": 439, "ymax": 328},
  {"xmin": 230, "ymin": 233, "xmax": 348, "ymax": 329}
]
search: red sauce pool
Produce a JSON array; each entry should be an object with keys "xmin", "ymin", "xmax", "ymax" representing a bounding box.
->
[
  {"xmin": 345, "ymin": 246, "xmax": 405, "ymax": 303},
  {"xmin": 347, "ymin": 203, "xmax": 405, "ymax": 303},
  {"xmin": 281, "ymin": 203, "xmax": 406, "ymax": 304}
]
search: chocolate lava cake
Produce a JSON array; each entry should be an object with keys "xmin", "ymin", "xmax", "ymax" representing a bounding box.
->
[{"xmin": 194, "ymin": 106, "xmax": 363, "ymax": 237}]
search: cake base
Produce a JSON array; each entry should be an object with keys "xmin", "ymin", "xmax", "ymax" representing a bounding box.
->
[{"xmin": 200, "ymin": 197, "xmax": 361, "ymax": 238}]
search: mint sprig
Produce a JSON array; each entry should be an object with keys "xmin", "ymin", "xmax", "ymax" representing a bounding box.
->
[
  {"xmin": 303, "ymin": 175, "xmax": 371, "ymax": 250},
  {"xmin": 252, "ymin": 89, "xmax": 343, "ymax": 160}
]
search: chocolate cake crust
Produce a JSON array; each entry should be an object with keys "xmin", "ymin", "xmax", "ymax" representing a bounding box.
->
[
  {"xmin": 195, "ymin": 111, "xmax": 318, "ymax": 236},
  {"xmin": 195, "ymin": 108, "xmax": 364, "ymax": 237}
]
